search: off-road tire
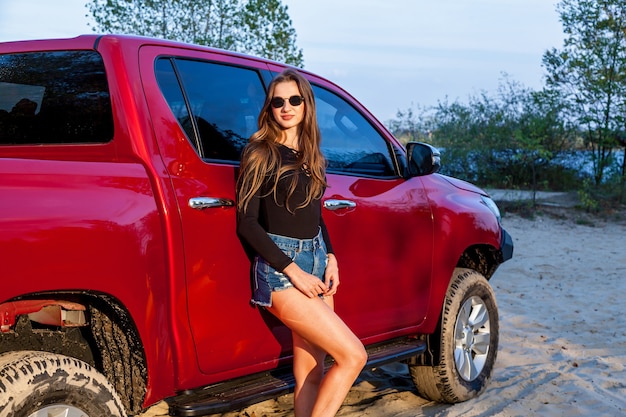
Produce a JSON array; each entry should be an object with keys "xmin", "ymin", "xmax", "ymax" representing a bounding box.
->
[
  {"xmin": 0, "ymin": 350, "xmax": 127, "ymax": 417},
  {"xmin": 409, "ymin": 268, "xmax": 499, "ymax": 403}
]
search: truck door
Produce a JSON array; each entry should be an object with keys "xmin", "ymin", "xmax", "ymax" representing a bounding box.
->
[
  {"xmin": 309, "ymin": 82, "xmax": 433, "ymax": 338},
  {"xmin": 140, "ymin": 47, "xmax": 291, "ymax": 378}
]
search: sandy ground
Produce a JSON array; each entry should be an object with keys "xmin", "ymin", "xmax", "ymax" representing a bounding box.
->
[{"xmin": 141, "ymin": 200, "xmax": 626, "ymax": 417}]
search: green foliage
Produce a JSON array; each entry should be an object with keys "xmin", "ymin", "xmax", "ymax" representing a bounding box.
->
[
  {"xmin": 577, "ymin": 178, "xmax": 600, "ymax": 212},
  {"xmin": 387, "ymin": 105, "xmax": 434, "ymax": 145},
  {"xmin": 87, "ymin": 0, "xmax": 304, "ymax": 66},
  {"xmin": 239, "ymin": 0, "xmax": 303, "ymax": 66},
  {"xmin": 389, "ymin": 75, "xmax": 576, "ymax": 194},
  {"xmin": 543, "ymin": 0, "xmax": 626, "ymax": 184}
]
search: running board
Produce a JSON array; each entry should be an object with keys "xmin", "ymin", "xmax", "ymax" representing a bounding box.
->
[{"xmin": 167, "ymin": 337, "xmax": 426, "ymax": 416}]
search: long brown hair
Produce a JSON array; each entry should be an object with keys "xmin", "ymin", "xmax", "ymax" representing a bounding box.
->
[{"xmin": 237, "ymin": 69, "xmax": 327, "ymax": 213}]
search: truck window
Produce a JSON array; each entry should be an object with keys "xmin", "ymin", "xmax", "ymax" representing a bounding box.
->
[
  {"xmin": 155, "ymin": 57, "xmax": 266, "ymax": 162},
  {"xmin": 0, "ymin": 51, "xmax": 113, "ymax": 145},
  {"xmin": 313, "ymin": 85, "xmax": 396, "ymax": 177}
]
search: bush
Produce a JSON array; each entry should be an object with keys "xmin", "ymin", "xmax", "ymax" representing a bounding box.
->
[{"xmin": 438, "ymin": 148, "xmax": 583, "ymax": 190}]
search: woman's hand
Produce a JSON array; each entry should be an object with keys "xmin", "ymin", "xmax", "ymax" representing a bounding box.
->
[
  {"xmin": 324, "ymin": 253, "xmax": 339, "ymax": 296},
  {"xmin": 283, "ymin": 262, "xmax": 329, "ymax": 298}
]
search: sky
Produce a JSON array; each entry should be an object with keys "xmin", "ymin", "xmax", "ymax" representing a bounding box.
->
[{"xmin": 0, "ymin": 0, "xmax": 565, "ymax": 122}]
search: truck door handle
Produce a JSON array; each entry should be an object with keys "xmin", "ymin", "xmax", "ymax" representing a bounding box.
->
[
  {"xmin": 323, "ymin": 199, "xmax": 356, "ymax": 211},
  {"xmin": 188, "ymin": 197, "xmax": 234, "ymax": 210}
]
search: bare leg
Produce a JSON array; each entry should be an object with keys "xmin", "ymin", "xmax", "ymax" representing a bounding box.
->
[
  {"xmin": 292, "ymin": 332, "xmax": 325, "ymax": 416},
  {"xmin": 291, "ymin": 296, "xmax": 335, "ymax": 415},
  {"xmin": 269, "ymin": 290, "xmax": 367, "ymax": 417}
]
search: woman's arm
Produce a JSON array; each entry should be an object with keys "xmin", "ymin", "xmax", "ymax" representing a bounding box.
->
[{"xmin": 236, "ymin": 193, "xmax": 293, "ymax": 271}]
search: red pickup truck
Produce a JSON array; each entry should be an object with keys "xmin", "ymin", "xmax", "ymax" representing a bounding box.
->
[{"xmin": 0, "ymin": 35, "xmax": 512, "ymax": 417}]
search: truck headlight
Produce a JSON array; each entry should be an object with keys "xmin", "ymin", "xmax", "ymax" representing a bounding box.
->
[{"xmin": 481, "ymin": 195, "xmax": 501, "ymax": 223}]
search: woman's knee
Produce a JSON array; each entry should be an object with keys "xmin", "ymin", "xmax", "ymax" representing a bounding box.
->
[
  {"xmin": 337, "ymin": 341, "xmax": 367, "ymax": 371},
  {"xmin": 353, "ymin": 343, "xmax": 368, "ymax": 369}
]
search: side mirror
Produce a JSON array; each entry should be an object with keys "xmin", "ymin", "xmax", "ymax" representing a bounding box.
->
[{"xmin": 406, "ymin": 142, "xmax": 441, "ymax": 177}]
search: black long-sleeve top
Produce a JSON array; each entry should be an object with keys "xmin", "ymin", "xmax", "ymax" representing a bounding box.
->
[{"xmin": 237, "ymin": 144, "xmax": 334, "ymax": 271}]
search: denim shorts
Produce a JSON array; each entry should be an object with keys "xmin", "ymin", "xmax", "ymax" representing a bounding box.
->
[{"xmin": 251, "ymin": 229, "xmax": 328, "ymax": 307}]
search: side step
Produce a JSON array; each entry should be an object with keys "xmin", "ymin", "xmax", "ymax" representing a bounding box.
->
[{"xmin": 167, "ymin": 337, "xmax": 426, "ymax": 416}]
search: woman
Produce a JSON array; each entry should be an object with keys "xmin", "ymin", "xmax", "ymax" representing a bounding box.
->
[{"xmin": 236, "ymin": 69, "xmax": 367, "ymax": 417}]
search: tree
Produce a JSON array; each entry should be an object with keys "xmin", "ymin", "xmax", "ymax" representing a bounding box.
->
[
  {"xmin": 87, "ymin": 0, "xmax": 304, "ymax": 66},
  {"xmin": 512, "ymin": 87, "xmax": 573, "ymax": 203},
  {"xmin": 239, "ymin": 0, "xmax": 303, "ymax": 66},
  {"xmin": 543, "ymin": 0, "xmax": 626, "ymax": 185}
]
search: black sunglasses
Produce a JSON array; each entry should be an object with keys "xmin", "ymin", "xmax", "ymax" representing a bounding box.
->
[{"xmin": 270, "ymin": 95, "xmax": 305, "ymax": 108}]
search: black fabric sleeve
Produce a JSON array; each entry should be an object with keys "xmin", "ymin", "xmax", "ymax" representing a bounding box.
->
[
  {"xmin": 237, "ymin": 192, "xmax": 293, "ymax": 272},
  {"xmin": 320, "ymin": 211, "xmax": 334, "ymax": 255}
]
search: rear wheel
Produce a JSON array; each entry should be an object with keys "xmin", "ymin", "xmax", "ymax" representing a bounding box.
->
[
  {"xmin": 409, "ymin": 268, "xmax": 499, "ymax": 403},
  {"xmin": 0, "ymin": 350, "xmax": 127, "ymax": 417}
]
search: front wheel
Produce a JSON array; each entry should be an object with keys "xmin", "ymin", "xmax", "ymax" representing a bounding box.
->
[
  {"xmin": 409, "ymin": 268, "xmax": 499, "ymax": 403},
  {"xmin": 0, "ymin": 350, "xmax": 127, "ymax": 417}
]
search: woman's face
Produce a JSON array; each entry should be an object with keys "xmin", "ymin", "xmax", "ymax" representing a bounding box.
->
[{"xmin": 271, "ymin": 80, "xmax": 305, "ymax": 132}]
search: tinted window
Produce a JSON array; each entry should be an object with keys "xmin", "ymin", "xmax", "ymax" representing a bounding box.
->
[
  {"xmin": 155, "ymin": 58, "xmax": 199, "ymax": 153},
  {"xmin": 314, "ymin": 86, "xmax": 395, "ymax": 177},
  {"xmin": 0, "ymin": 51, "xmax": 113, "ymax": 145},
  {"xmin": 155, "ymin": 57, "xmax": 266, "ymax": 161}
]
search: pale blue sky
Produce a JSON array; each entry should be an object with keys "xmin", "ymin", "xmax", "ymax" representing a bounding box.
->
[{"xmin": 0, "ymin": 0, "xmax": 564, "ymax": 121}]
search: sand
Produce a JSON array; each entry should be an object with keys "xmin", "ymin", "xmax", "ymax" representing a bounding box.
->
[{"xmin": 141, "ymin": 204, "xmax": 626, "ymax": 417}]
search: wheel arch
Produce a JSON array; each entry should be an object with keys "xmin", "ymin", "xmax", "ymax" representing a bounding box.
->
[
  {"xmin": 0, "ymin": 291, "xmax": 147, "ymax": 415},
  {"xmin": 416, "ymin": 248, "xmax": 500, "ymax": 369},
  {"xmin": 457, "ymin": 243, "xmax": 505, "ymax": 280},
  {"xmin": 421, "ymin": 240, "xmax": 504, "ymax": 335}
]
